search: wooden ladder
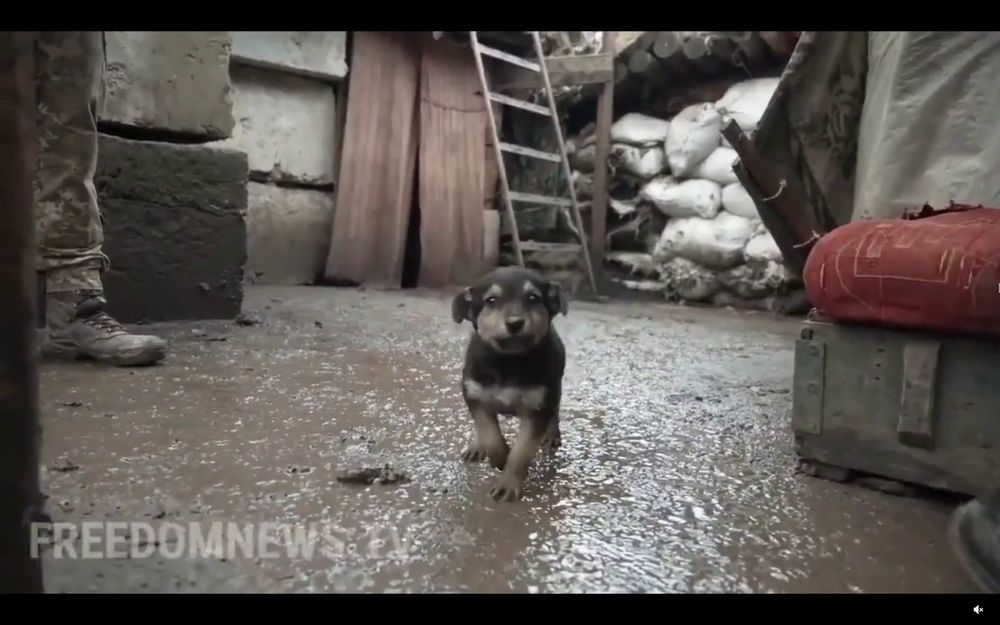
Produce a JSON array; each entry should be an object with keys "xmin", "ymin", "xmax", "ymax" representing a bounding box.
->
[{"xmin": 469, "ymin": 31, "xmax": 599, "ymax": 294}]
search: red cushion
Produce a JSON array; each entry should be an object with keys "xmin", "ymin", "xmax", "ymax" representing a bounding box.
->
[{"xmin": 803, "ymin": 206, "xmax": 1000, "ymax": 337}]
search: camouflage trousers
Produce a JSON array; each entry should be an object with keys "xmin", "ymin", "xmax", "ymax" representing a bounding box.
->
[{"xmin": 34, "ymin": 31, "xmax": 108, "ymax": 294}]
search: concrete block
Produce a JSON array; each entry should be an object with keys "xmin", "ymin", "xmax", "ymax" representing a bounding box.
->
[
  {"xmin": 231, "ymin": 32, "xmax": 348, "ymax": 81},
  {"xmin": 100, "ymin": 32, "xmax": 235, "ymax": 140},
  {"xmin": 95, "ymin": 134, "xmax": 248, "ymax": 322},
  {"xmin": 247, "ymin": 182, "xmax": 336, "ymax": 285},
  {"xmin": 214, "ymin": 64, "xmax": 337, "ymax": 186}
]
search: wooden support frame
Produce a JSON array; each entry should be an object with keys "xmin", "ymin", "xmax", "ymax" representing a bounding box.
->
[{"xmin": 589, "ymin": 32, "xmax": 616, "ymax": 265}]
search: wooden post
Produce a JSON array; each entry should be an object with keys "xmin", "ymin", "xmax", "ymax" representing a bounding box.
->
[
  {"xmin": 589, "ymin": 31, "xmax": 616, "ymax": 266},
  {"xmin": 0, "ymin": 31, "xmax": 44, "ymax": 593}
]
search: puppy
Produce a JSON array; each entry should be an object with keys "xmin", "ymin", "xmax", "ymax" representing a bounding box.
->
[{"xmin": 451, "ymin": 266, "xmax": 568, "ymax": 502}]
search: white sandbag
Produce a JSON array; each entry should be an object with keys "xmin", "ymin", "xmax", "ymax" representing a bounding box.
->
[
  {"xmin": 609, "ymin": 197, "xmax": 639, "ymax": 218},
  {"xmin": 642, "ymin": 177, "xmax": 721, "ymax": 219},
  {"xmin": 721, "ymin": 183, "xmax": 758, "ymax": 219},
  {"xmin": 610, "ymin": 143, "xmax": 666, "ymax": 179},
  {"xmin": 652, "ymin": 211, "xmax": 754, "ymax": 271},
  {"xmin": 659, "ymin": 257, "xmax": 721, "ymax": 302},
  {"xmin": 719, "ymin": 260, "xmax": 796, "ymax": 299},
  {"xmin": 715, "ymin": 78, "xmax": 779, "ymax": 133},
  {"xmin": 690, "ymin": 147, "xmax": 740, "ymax": 185},
  {"xmin": 665, "ymin": 103, "xmax": 722, "ymax": 177},
  {"xmin": 613, "ymin": 278, "xmax": 668, "ymax": 293},
  {"xmin": 606, "ymin": 252, "xmax": 660, "ymax": 278},
  {"xmin": 611, "ymin": 113, "xmax": 670, "ymax": 146},
  {"xmin": 743, "ymin": 229, "xmax": 783, "ymax": 265}
]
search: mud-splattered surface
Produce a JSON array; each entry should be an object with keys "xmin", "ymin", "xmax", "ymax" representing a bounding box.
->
[{"xmin": 38, "ymin": 286, "xmax": 976, "ymax": 593}]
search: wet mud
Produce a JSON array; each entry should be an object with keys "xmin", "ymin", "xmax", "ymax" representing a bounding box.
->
[{"xmin": 38, "ymin": 286, "xmax": 978, "ymax": 592}]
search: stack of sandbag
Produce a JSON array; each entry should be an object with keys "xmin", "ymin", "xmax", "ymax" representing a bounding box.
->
[{"xmin": 585, "ymin": 77, "xmax": 801, "ymax": 306}]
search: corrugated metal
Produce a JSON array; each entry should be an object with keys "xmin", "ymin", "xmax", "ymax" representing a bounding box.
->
[
  {"xmin": 324, "ymin": 31, "xmax": 420, "ymax": 287},
  {"xmin": 417, "ymin": 37, "xmax": 487, "ymax": 287}
]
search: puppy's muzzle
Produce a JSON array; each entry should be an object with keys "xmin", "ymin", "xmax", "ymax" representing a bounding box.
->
[{"xmin": 505, "ymin": 317, "xmax": 526, "ymax": 335}]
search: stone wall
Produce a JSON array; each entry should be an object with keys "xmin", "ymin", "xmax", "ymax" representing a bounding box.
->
[
  {"xmin": 217, "ymin": 32, "xmax": 347, "ymax": 286},
  {"xmin": 96, "ymin": 32, "xmax": 246, "ymax": 322},
  {"xmin": 97, "ymin": 136, "xmax": 248, "ymax": 323}
]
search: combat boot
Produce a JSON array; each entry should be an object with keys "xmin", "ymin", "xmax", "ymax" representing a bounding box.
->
[
  {"xmin": 950, "ymin": 491, "xmax": 1000, "ymax": 593},
  {"xmin": 42, "ymin": 292, "xmax": 167, "ymax": 367}
]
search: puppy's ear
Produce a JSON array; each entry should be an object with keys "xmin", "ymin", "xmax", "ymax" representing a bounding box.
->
[
  {"xmin": 451, "ymin": 287, "xmax": 476, "ymax": 324},
  {"xmin": 545, "ymin": 281, "xmax": 568, "ymax": 317}
]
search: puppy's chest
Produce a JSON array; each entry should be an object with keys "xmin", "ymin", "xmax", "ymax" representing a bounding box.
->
[{"xmin": 463, "ymin": 378, "xmax": 547, "ymax": 414}]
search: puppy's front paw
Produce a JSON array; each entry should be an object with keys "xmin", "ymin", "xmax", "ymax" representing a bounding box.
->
[
  {"xmin": 540, "ymin": 428, "xmax": 561, "ymax": 452},
  {"xmin": 489, "ymin": 477, "xmax": 524, "ymax": 502},
  {"xmin": 461, "ymin": 443, "xmax": 508, "ymax": 469}
]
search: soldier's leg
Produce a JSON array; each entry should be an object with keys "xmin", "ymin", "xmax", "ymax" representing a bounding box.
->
[{"xmin": 34, "ymin": 31, "xmax": 166, "ymax": 367}]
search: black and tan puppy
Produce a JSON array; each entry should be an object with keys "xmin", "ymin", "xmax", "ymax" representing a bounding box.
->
[{"xmin": 451, "ymin": 266, "xmax": 568, "ymax": 502}]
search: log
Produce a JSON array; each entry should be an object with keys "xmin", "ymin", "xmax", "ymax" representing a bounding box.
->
[
  {"xmin": 590, "ymin": 31, "xmax": 616, "ymax": 266},
  {"xmin": 681, "ymin": 33, "xmax": 731, "ymax": 77}
]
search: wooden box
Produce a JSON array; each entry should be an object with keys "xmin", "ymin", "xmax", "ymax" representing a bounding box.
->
[{"xmin": 791, "ymin": 318, "xmax": 1000, "ymax": 496}]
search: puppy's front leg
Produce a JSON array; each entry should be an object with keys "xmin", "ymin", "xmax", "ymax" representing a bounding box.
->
[
  {"xmin": 461, "ymin": 403, "xmax": 509, "ymax": 469},
  {"xmin": 490, "ymin": 415, "xmax": 547, "ymax": 502}
]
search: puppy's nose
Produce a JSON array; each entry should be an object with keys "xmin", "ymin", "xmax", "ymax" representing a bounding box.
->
[{"xmin": 505, "ymin": 317, "xmax": 526, "ymax": 334}]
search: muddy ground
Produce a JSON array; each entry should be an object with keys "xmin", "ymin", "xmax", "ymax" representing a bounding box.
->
[{"xmin": 37, "ymin": 286, "xmax": 977, "ymax": 592}]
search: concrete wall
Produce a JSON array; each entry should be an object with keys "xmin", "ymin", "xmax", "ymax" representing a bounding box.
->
[
  {"xmin": 230, "ymin": 32, "xmax": 348, "ymax": 82},
  {"xmin": 220, "ymin": 32, "xmax": 345, "ymax": 286},
  {"xmin": 217, "ymin": 65, "xmax": 336, "ymax": 187},
  {"xmin": 101, "ymin": 32, "xmax": 235, "ymax": 140}
]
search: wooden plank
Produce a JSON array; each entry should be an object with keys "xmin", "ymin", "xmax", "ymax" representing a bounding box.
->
[
  {"xmin": 324, "ymin": 32, "xmax": 420, "ymax": 287},
  {"xmin": 487, "ymin": 91, "xmax": 550, "ymax": 116},
  {"xmin": 590, "ymin": 32, "xmax": 616, "ymax": 265},
  {"xmin": 499, "ymin": 142, "xmax": 560, "ymax": 162},
  {"xmin": 898, "ymin": 340, "xmax": 940, "ymax": 449},
  {"xmin": 418, "ymin": 36, "xmax": 487, "ymax": 288},
  {"xmin": 0, "ymin": 31, "xmax": 44, "ymax": 593},
  {"xmin": 508, "ymin": 191, "xmax": 572, "ymax": 207},
  {"xmin": 475, "ymin": 43, "xmax": 540, "ymax": 71},
  {"xmin": 495, "ymin": 53, "xmax": 614, "ymax": 90}
]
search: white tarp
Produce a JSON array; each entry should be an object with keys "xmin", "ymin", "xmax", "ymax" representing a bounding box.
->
[{"xmin": 853, "ymin": 32, "xmax": 1000, "ymax": 220}]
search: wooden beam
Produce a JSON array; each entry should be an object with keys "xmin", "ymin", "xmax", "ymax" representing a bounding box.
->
[
  {"xmin": 0, "ymin": 31, "xmax": 44, "ymax": 593},
  {"xmin": 590, "ymin": 32, "xmax": 616, "ymax": 265},
  {"xmin": 495, "ymin": 53, "xmax": 614, "ymax": 91}
]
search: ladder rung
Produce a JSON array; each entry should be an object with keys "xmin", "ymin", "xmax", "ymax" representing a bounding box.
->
[
  {"xmin": 488, "ymin": 92, "xmax": 551, "ymax": 116},
  {"xmin": 475, "ymin": 43, "xmax": 541, "ymax": 72},
  {"xmin": 519, "ymin": 241, "xmax": 582, "ymax": 253},
  {"xmin": 508, "ymin": 191, "xmax": 572, "ymax": 207},
  {"xmin": 500, "ymin": 142, "xmax": 561, "ymax": 162}
]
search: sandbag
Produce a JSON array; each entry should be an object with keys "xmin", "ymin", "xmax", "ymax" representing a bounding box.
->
[
  {"xmin": 722, "ymin": 183, "xmax": 758, "ymax": 219},
  {"xmin": 665, "ymin": 103, "xmax": 722, "ymax": 177},
  {"xmin": 611, "ymin": 113, "xmax": 670, "ymax": 146},
  {"xmin": 610, "ymin": 143, "xmax": 666, "ymax": 179},
  {"xmin": 652, "ymin": 211, "xmax": 754, "ymax": 270},
  {"xmin": 606, "ymin": 252, "xmax": 659, "ymax": 278},
  {"xmin": 642, "ymin": 177, "xmax": 721, "ymax": 219},
  {"xmin": 659, "ymin": 257, "xmax": 720, "ymax": 302},
  {"xmin": 715, "ymin": 78, "xmax": 779, "ymax": 133},
  {"xmin": 569, "ymin": 143, "xmax": 596, "ymax": 173},
  {"xmin": 719, "ymin": 260, "xmax": 796, "ymax": 299},
  {"xmin": 690, "ymin": 147, "xmax": 740, "ymax": 185},
  {"xmin": 572, "ymin": 170, "xmax": 593, "ymax": 200},
  {"xmin": 743, "ymin": 227, "xmax": 783, "ymax": 265},
  {"xmin": 803, "ymin": 206, "xmax": 1000, "ymax": 337}
]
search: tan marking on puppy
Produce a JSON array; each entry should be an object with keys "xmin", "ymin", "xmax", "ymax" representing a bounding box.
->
[
  {"xmin": 461, "ymin": 406, "xmax": 508, "ymax": 469},
  {"xmin": 464, "ymin": 379, "xmax": 547, "ymax": 414},
  {"xmin": 490, "ymin": 416, "xmax": 547, "ymax": 502}
]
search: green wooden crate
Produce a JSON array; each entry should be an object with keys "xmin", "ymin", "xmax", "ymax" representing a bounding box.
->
[{"xmin": 791, "ymin": 318, "xmax": 1000, "ymax": 496}]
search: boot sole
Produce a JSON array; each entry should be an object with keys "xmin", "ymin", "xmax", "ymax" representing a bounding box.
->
[{"xmin": 948, "ymin": 501, "xmax": 1000, "ymax": 594}]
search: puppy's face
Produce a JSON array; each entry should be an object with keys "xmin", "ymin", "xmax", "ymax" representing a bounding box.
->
[{"xmin": 452, "ymin": 268, "xmax": 568, "ymax": 354}]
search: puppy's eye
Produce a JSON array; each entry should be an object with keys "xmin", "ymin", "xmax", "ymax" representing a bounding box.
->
[
  {"xmin": 526, "ymin": 293, "xmax": 540, "ymax": 302},
  {"xmin": 485, "ymin": 296, "xmax": 498, "ymax": 305}
]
